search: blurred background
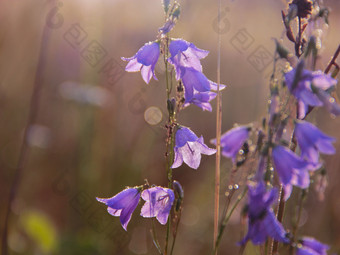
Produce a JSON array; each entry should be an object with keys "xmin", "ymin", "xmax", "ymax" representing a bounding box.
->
[{"xmin": 0, "ymin": 0, "xmax": 340, "ymax": 254}]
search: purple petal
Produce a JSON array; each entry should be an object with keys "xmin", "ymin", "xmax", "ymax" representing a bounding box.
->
[
  {"xmin": 175, "ymin": 127, "xmax": 198, "ymax": 147},
  {"xmin": 171, "ymin": 147, "xmax": 184, "ymax": 168}
]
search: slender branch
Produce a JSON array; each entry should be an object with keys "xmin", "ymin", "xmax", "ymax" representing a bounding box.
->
[
  {"xmin": 1, "ymin": 14, "xmax": 51, "ymax": 255},
  {"xmin": 269, "ymin": 185, "xmax": 285, "ymax": 255},
  {"xmin": 213, "ymin": 188, "xmax": 247, "ymax": 254},
  {"xmin": 151, "ymin": 220, "xmax": 164, "ymax": 255},
  {"xmin": 324, "ymin": 44, "xmax": 340, "ymax": 74},
  {"xmin": 214, "ymin": 0, "xmax": 222, "ymax": 252}
]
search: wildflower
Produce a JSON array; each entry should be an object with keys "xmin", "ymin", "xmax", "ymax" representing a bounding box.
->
[
  {"xmin": 183, "ymin": 90, "xmax": 217, "ymax": 111},
  {"xmin": 272, "ymin": 145, "xmax": 311, "ymax": 199},
  {"xmin": 239, "ymin": 182, "xmax": 289, "ymax": 245},
  {"xmin": 168, "ymin": 39, "xmax": 209, "ymax": 80},
  {"xmin": 182, "ymin": 77, "xmax": 227, "ymax": 109},
  {"xmin": 180, "ymin": 67, "xmax": 216, "ymax": 101},
  {"xmin": 294, "ymin": 120, "xmax": 336, "ymax": 165},
  {"xmin": 290, "ymin": 0, "xmax": 312, "ymax": 19},
  {"xmin": 140, "ymin": 187, "xmax": 175, "ymax": 225},
  {"xmin": 121, "ymin": 41, "xmax": 160, "ymax": 84},
  {"xmin": 211, "ymin": 126, "xmax": 251, "ymax": 164},
  {"xmin": 96, "ymin": 187, "xmax": 141, "ymax": 231},
  {"xmin": 284, "ymin": 67, "xmax": 337, "ymax": 118},
  {"xmin": 172, "ymin": 126, "xmax": 216, "ymax": 169},
  {"xmin": 296, "ymin": 237, "xmax": 329, "ymax": 255}
]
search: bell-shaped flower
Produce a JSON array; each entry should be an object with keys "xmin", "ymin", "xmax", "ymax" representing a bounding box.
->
[
  {"xmin": 239, "ymin": 182, "xmax": 289, "ymax": 246},
  {"xmin": 183, "ymin": 90, "xmax": 217, "ymax": 111},
  {"xmin": 272, "ymin": 145, "xmax": 311, "ymax": 200},
  {"xmin": 168, "ymin": 39, "xmax": 209, "ymax": 80},
  {"xmin": 211, "ymin": 126, "xmax": 251, "ymax": 164},
  {"xmin": 140, "ymin": 187, "xmax": 175, "ymax": 225},
  {"xmin": 284, "ymin": 68, "xmax": 337, "ymax": 119},
  {"xmin": 172, "ymin": 126, "xmax": 216, "ymax": 169},
  {"xmin": 183, "ymin": 78, "xmax": 227, "ymax": 110},
  {"xmin": 122, "ymin": 41, "xmax": 160, "ymax": 84},
  {"xmin": 294, "ymin": 120, "xmax": 336, "ymax": 165},
  {"xmin": 96, "ymin": 187, "xmax": 141, "ymax": 231},
  {"xmin": 296, "ymin": 237, "xmax": 329, "ymax": 255}
]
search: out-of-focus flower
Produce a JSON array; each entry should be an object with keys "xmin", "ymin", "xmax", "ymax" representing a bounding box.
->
[
  {"xmin": 296, "ymin": 237, "xmax": 329, "ymax": 255},
  {"xmin": 96, "ymin": 187, "xmax": 141, "ymax": 231},
  {"xmin": 239, "ymin": 182, "xmax": 289, "ymax": 246},
  {"xmin": 211, "ymin": 126, "xmax": 251, "ymax": 164},
  {"xmin": 290, "ymin": 0, "xmax": 312, "ymax": 19},
  {"xmin": 122, "ymin": 41, "xmax": 160, "ymax": 84},
  {"xmin": 312, "ymin": 85, "xmax": 340, "ymax": 116},
  {"xmin": 168, "ymin": 39, "xmax": 209, "ymax": 80},
  {"xmin": 159, "ymin": 19, "xmax": 176, "ymax": 34},
  {"xmin": 272, "ymin": 145, "xmax": 311, "ymax": 199},
  {"xmin": 294, "ymin": 120, "xmax": 336, "ymax": 165},
  {"xmin": 172, "ymin": 126, "xmax": 216, "ymax": 169},
  {"xmin": 140, "ymin": 187, "xmax": 175, "ymax": 225},
  {"xmin": 284, "ymin": 68, "xmax": 337, "ymax": 119}
]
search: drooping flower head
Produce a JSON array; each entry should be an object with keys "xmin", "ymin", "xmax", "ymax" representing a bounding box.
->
[
  {"xmin": 96, "ymin": 187, "xmax": 141, "ymax": 231},
  {"xmin": 284, "ymin": 66, "xmax": 337, "ymax": 119},
  {"xmin": 239, "ymin": 182, "xmax": 289, "ymax": 246},
  {"xmin": 296, "ymin": 237, "xmax": 329, "ymax": 255},
  {"xmin": 172, "ymin": 126, "xmax": 216, "ymax": 169},
  {"xmin": 183, "ymin": 90, "xmax": 217, "ymax": 111},
  {"xmin": 140, "ymin": 187, "xmax": 175, "ymax": 225},
  {"xmin": 122, "ymin": 41, "xmax": 160, "ymax": 84},
  {"xmin": 168, "ymin": 39, "xmax": 209, "ymax": 80},
  {"xmin": 211, "ymin": 125, "xmax": 251, "ymax": 164},
  {"xmin": 272, "ymin": 145, "xmax": 311, "ymax": 199},
  {"xmin": 294, "ymin": 120, "xmax": 336, "ymax": 165}
]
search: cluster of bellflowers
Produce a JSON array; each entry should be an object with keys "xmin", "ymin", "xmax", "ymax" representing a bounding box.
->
[
  {"xmin": 96, "ymin": 0, "xmax": 221, "ymax": 240},
  {"xmin": 95, "ymin": 0, "xmax": 338, "ymax": 254},
  {"xmin": 209, "ymin": 1, "xmax": 338, "ymax": 253}
]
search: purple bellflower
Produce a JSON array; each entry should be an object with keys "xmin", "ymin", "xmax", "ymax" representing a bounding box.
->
[
  {"xmin": 211, "ymin": 126, "xmax": 251, "ymax": 164},
  {"xmin": 183, "ymin": 78, "xmax": 227, "ymax": 111},
  {"xmin": 296, "ymin": 237, "xmax": 329, "ymax": 255},
  {"xmin": 96, "ymin": 187, "xmax": 141, "ymax": 231},
  {"xmin": 284, "ymin": 68, "xmax": 337, "ymax": 119},
  {"xmin": 239, "ymin": 182, "xmax": 289, "ymax": 246},
  {"xmin": 168, "ymin": 39, "xmax": 209, "ymax": 80},
  {"xmin": 140, "ymin": 187, "xmax": 175, "ymax": 225},
  {"xmin": 171, "ymin": 126, "xmax": 216, "ymax": 169},
  {"xmin": 272, "ymin": 145, "xmax": 311, "ymax": 200},
  {"xmin": 294, "ymin": 120, "xmax": 336, "ymax": 165},
  {"xmin": 122, "ymin": 41, "xmax": 160, "ymax": 84}
]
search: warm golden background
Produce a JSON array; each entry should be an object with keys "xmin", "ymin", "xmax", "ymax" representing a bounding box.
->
[{"xmin": 1, "ymin": 0, "xmax": 340, "ymax": 254}]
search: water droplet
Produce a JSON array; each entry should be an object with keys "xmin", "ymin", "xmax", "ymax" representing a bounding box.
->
[
  {"xmin": 329, "ymin": 98, "xmax": 335, "ymax": 103},
  {"xmin": 228, "ymin": 185, "xmax": 233, "ymax": 190},
  {"xmin": 234, "ymin": 184, "xmax": 239, "ymax": 190}
]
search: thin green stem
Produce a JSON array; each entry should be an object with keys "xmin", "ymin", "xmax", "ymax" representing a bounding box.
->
[
  {"xmin": 164, "ymin": 35, "xmax": 175, "ymax": 255},
  {"xmin": 170, "ymin": 209, "xmax": 182, "ymax": 255},
  {"xmin": 151, "ymin": 220, "xmax": 164, "ymax": 255},
  {"xmin": 213, "ymin": 188, "xmax": 248, "ymax": 254}
]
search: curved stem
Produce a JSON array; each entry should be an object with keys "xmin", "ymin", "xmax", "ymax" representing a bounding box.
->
[
  {"xmin": 1, "ymin": 13, "xmax": 51, "ymax": 255},
  {"xmin": 213, "ymin": 188, "xmax": 247, "ymax": 254}
]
